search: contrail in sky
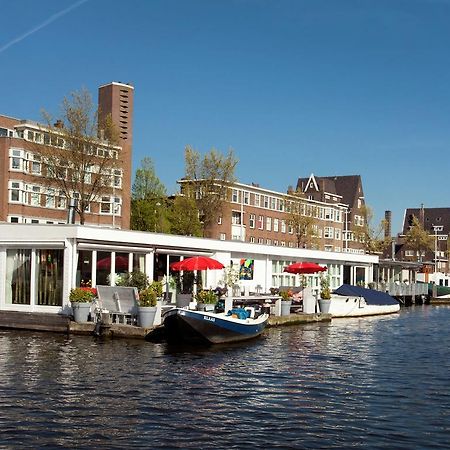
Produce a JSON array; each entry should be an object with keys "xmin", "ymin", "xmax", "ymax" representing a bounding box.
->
[{"xmin": 0, "ymin": 0, "xmax": 89, "ymax": 54}]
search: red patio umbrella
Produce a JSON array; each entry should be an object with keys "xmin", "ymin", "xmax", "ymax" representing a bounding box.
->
[
  {"xmin": 170, "ymin": 256, "xmax": 224, "ymax": 296},
  {"xmin": 283, "ymin": 261, "xmax": 327, "ymax": 274},
  {"xmin": 170, "ymin": 256, "xmax": 224, "ymax": 272}
]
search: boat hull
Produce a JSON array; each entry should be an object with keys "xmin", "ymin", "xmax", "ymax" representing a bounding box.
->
[
  {"xmin": 328, "ymin": 295, "xmax": 400, "ymax": 318},
  {"xmin": 163, "ymin": 308, "xmax": 268, "ymax": 344}
]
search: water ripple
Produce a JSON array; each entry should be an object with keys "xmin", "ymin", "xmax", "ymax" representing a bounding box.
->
[{"xmin": 1, "ymin": 306, "xmax": 450, "ymax": 448}]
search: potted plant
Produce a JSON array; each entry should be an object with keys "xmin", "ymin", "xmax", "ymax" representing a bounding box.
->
[
  {"xmin": 137, "ymin": 287, "xmax": 158, "ymax": 328},
  {"xmin": 116, "ymin": 271, "xmax": 149, "ymax": 292},
  {"xmin": 279, "ymin": 289, "xmax": 293, "ymax": 316},
  {"xmin": 319, "ymin": 276, "xmax": 332, "ymax": 314},
  {"xmin": 195, "ymin": 289, "xmax": 218, "ymax": 311},
  {"xmin": 69, "ymin": 287, "xmax": 96, "ymax": 323}
]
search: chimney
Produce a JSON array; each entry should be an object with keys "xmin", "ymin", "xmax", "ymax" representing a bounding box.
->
[
  {"xmin": 384, "ymin": 210, "xmax": 392, "ymax": 238},
  {"xmin": 420, "ymin": 203, "xmax": 425, "ymax": 227},
  {"xmin": 54, "ymin": 119, "xmax": 64, "ymax": 128}
]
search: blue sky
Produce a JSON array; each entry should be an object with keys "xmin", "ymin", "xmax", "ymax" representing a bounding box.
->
[{"xmin": 1, "ymin": 0, "xmax": 449, "ymax": 233}]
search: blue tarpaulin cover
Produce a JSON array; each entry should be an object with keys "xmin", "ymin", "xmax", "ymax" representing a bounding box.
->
[
  {"xmin": 333, "ymin": 284, "xmax": 399, "ymax": 306},
  {"xmin": 227, "ymin": 308, "xmax": 250, "ymax": 320}
]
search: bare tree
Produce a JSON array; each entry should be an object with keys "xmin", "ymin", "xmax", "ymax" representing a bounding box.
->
[
  {"xmin": 182, "ymin": 145, "xmax": 237, "ymax": 235},
  {"xmin": 351, "ymin": 205, "xmax": 392, "ymax": 254},
  {"xmin": 32, "ymin": 88, "xmax": 119, "ymax": 224},
  {"xmin": 285, "ymin": 191, "xmax": 318, "ymax": 249}
]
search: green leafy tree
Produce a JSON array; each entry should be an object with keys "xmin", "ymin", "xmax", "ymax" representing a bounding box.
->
[
  {"xmin": 351, "ymin": 205, "xmax": 392, "ymax": 254},
  {"xmin": 168, "ymin": 195, "xmax": 202, "ymax": 236},
  {"xmin": 33, "ymin": 88, "xmax": 119, "ymax": 225},
  {"xmin": 182, "ymin": 145, "xmax": 237, "ymax": 235},
  {"xmin": 130, "ymin": 157, "xmax": 169, "ymax": 232},
  {"xmin": 404, "ymin": 216, "xmax": 434, "ymax": 262}
]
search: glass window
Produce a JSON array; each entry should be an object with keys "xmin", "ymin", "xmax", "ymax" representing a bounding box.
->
[
  {"xmin": 11, "ymin": 149, "xmax": 22, "ymax": 170},
  {"xmin": 133, "ymin": 253, "xmax": 146, "ymax": 273},
  {"xmin": 56, "ymin": 191, "xmax": 66, "ymax": 209},
  {"xmin": 10, "ymin": 182, "xmax": 21, "ymax": 202},
  {"xmin": 77, "ymin": 250, "xmax": 93, "ymax": 287},
  {"xmin": 30, "ymin": 186, "xmax": 41, "ymax": 206},
  {"xmin": 101, "ymin": 196, "xmax": 111, "ymax": 213},
  {"xmin": 46, "ymin": 189, "xmax": 55, "ymax": 208},
  {"xmin": 266, "ymin": 217, "xmax": 272, "ymax": 231},
  {"xmin": 232, "ymin": 211, "xmax": 241, "ymax": 225},
  {"xmin": 258, "ymin": 215, "xmax": 264, "ymax": 230},
  {"xmin": 112, "ymin": 197, "xmax": 121, "ymax": 215},
  {"xmin": 324, "ymin": 227, "xmax": 334, "ymax": 239},
  {"xmin": 114, "ymin": 175, "xmax": 122, "ymax": 188},
  {"xmin": 30, "ymin": 155, "xmax": 41, "ymax": 174},
  {"xmin": 96, "ymin": 251, "xmax": 111, "ymax": 285},
  {"xmin": 249, "ymin": 214, "xmax": 255, "ymax": 229},
  {"xmin": 115, "ymin": 252, "xmax": 130, "ymax": 276},
  {"xmin": 35, "ymin": 249, "xmax": 64, "ymax": 306},
  {"xmin": 254, "ymin": 194, "xmax": 260, "ymax": 207},
  {"xmin": 273, "ymin": 218, "xmax": 279, "ymax": 232},
  {"xmin": 6, "ymin": 249, "xmax": 31, "ymax": 305}
]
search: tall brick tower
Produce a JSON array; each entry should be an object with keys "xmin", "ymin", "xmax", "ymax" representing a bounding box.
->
[{"xmin": 98, "ymin": 82, "xmax": 134, "ymax": 229}]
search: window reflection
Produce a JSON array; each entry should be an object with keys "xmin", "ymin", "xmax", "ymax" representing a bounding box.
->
[
  {"xmin": 76, "ymin": 251, "xmax": 93, "ymax": 287},
  {"xmin": 36, "ymin": 249, "xmax": 63, "ymax": 306},
  {"xmin": 6, "ymin": 249, "xmax": 31, "ymax": 304}
]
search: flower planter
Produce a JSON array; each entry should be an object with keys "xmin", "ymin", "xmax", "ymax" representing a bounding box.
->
[
  {"xmin": 280, "ymin": 300, "xmax": 292, "ymax": 316},
  {"xmin": 72, "ymin": 302, "xmax": 92, "ymax": 323},
  {"xmin": 138, "ymin": 306, "xmax": 157, "ymax": 328},
  {"xmin": 318, "ymin": 299, "xmax": 332, "ymax": 314}
]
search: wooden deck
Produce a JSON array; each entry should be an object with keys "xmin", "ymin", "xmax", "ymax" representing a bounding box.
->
[
  {"xmin": 0, "ymin": 311, "xmax": 70, "ymax": 333},
  {"xmin": 0, "ymin": 310, "xmax": 332, "ymax": 338}
]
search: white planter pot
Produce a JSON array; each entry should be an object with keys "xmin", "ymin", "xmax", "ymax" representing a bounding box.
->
[
  {"xmin": 318, "ymin": 299, "xmax": 332, "ymax": 314},
  {"xmin": 138, "ymin": 306, "xmax": 157, "ymax": 328},
  {"xmin": 72, "ymin": 302, "xmax": 91, "ymax": 323},
  {"xmin": 280, "ymin": 300, "xmax": 292, "ymax": 316}
]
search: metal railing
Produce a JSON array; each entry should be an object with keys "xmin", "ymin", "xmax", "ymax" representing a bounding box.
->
[{"xmin": 372, "ymin": 282, "xmax": 428, "ymax": 297}]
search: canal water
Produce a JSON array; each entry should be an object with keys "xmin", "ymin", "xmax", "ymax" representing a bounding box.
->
[{"xmin": 1, "ymin": 306, "xmax": 450, "ymax": 449}]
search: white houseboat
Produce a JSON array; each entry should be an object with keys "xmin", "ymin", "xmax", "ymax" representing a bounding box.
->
[{"xmin": 0, "ymin": 223, "xmax": 379, "ymax": 317}]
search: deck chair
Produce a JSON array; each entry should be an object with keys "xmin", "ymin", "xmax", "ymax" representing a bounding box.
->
[{"xmin": 96, "ymin": 286, "xmax": 139, "ymax": 325}]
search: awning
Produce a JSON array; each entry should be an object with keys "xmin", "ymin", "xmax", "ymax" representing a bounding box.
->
[{"xmin": 333, "ymin": 284, "xmax": 399, "ymax": 306}]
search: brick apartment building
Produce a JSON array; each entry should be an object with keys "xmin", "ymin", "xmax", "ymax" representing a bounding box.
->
[
  {"xmin": 0, "ymin": 82, "xmax": 133, "ymax": 228},
  {"xmin": 396, "ymin": 206, "xmax": 450, "ymax": 274},
  {"xmin": 180, "ymin": 173, "xmax": 367, "ymax": 254}
]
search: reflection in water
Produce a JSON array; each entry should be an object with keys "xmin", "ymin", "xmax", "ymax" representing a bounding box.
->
[{"xmin": 1, "ymin": 306, "xmax": 450, "ymax": 448}]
